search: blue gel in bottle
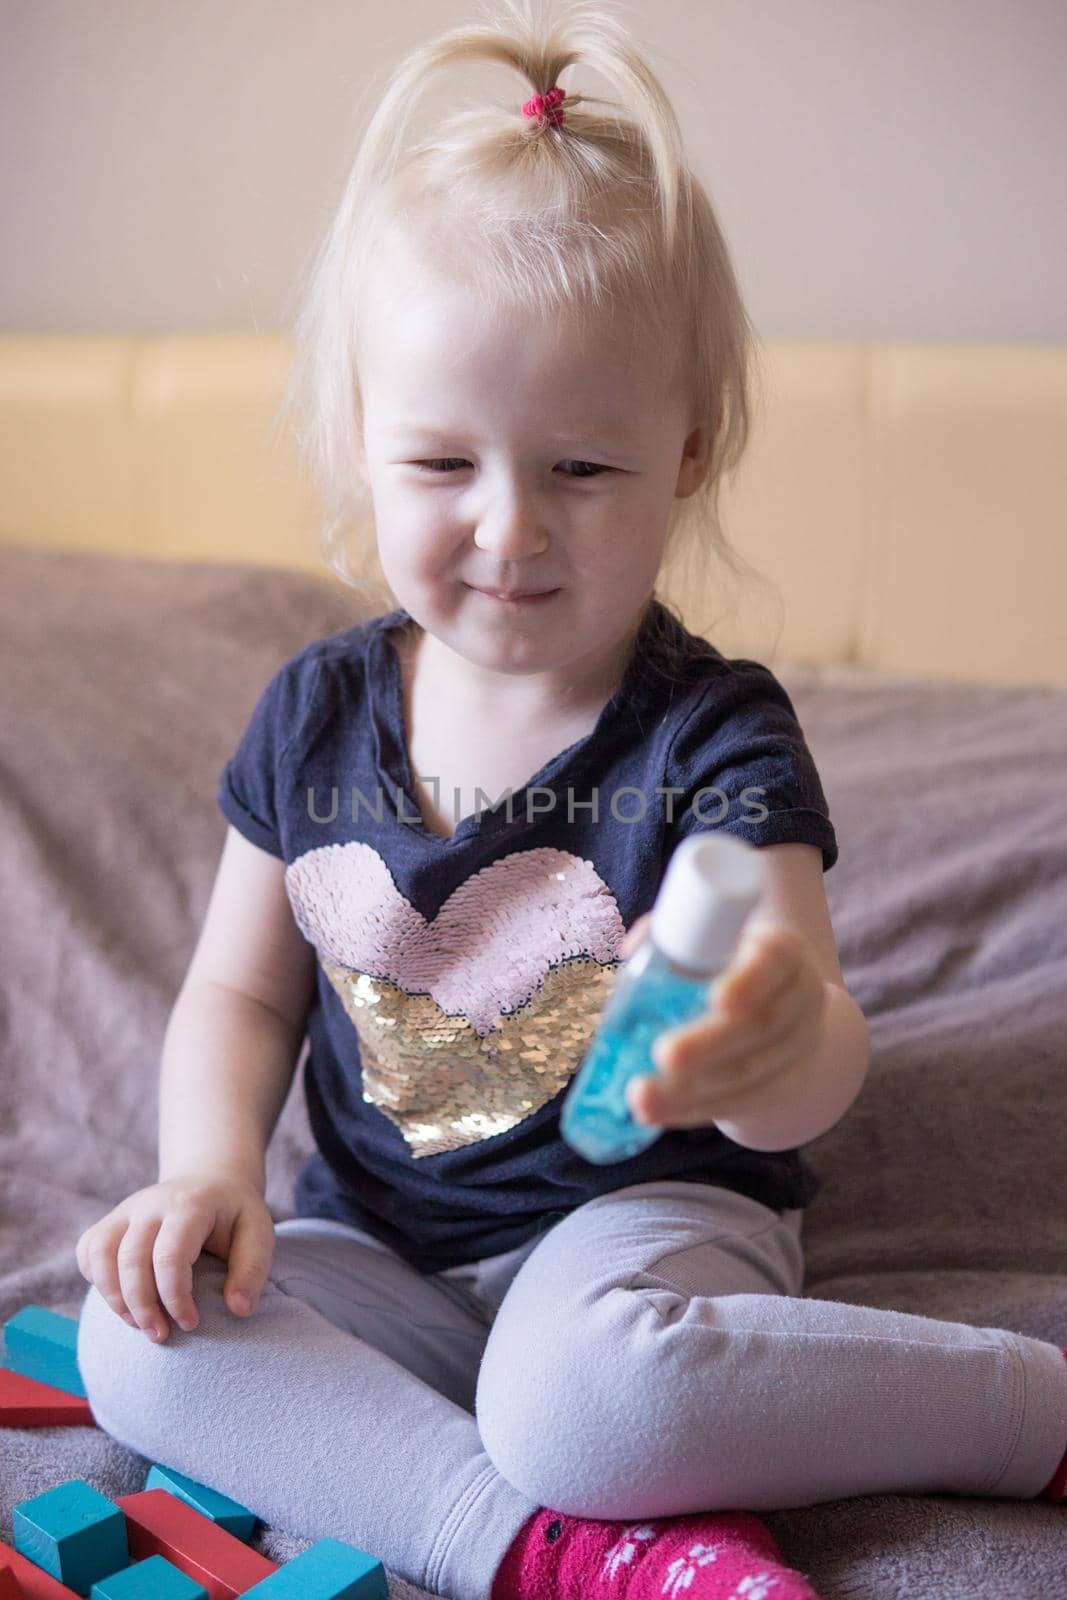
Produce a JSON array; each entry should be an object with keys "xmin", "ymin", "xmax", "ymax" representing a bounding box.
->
[{"xmin": 561, "ymin": 834, "xmax": 766, "ymax": 1165}]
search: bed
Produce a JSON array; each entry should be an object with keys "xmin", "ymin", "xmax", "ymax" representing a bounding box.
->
[{"xmin": 1, "ymin": 334, "xmax": 1065, "ymax": 1598}]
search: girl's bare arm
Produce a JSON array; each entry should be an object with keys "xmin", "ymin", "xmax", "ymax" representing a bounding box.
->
[
  {"xmin": 77, "ymin": 827, "xmax": 316, "ymax": 1340},
  {"xmin": 159, "ymin": 820, "xmax": 316, "ymax": 1187}
]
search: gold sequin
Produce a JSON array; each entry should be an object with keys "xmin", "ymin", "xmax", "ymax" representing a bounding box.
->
[{"xmin": 322, "ymin": 955, "xmax": 619, "ymax": 1157}]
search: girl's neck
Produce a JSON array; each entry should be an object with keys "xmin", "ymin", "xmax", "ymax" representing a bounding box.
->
[{"xmin": 401, "ymin": 610, "xmax": 645, "ymax": 724}]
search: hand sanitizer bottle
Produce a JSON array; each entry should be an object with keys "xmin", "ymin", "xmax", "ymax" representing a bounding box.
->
[{"xmin": 561, "ymin": 833, "xmax": 766, "ymax": 1165}]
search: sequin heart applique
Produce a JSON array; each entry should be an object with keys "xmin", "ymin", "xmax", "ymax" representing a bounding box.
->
[{"xmin": 285, "ymin": 843, "xmax": 625, "ymax": 1156}]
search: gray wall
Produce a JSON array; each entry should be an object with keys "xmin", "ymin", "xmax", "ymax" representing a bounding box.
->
[{"xmin": 2, "ymin": 0, "xmax": 1064, "ymax": 340}]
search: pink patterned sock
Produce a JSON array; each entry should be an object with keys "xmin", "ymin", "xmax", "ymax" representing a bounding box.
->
[
  {"xmin": 1036, "ymin": 1348, "xmax": 1067, "ymax": 1500},
  {"xmin": 491, "ymin": 1504, "xmax": 822, "ymax": 1599}
]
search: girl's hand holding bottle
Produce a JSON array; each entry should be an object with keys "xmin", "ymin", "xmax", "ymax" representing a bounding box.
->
[
  {"xmin": 561, "ymin": 835, "xmax": 830, "ymax": 1163},
  {"xmin": 619, "ymin": 908, "xmax": 828, "ymax": 1134},
  {"xmin": 75, "ymin": 1175, "xmax": 275, "ymax": 1344}
]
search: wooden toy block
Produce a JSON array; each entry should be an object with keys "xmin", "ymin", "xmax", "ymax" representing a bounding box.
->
[
  {"xmin": 2, "ymin": 1308, "xmax": 86, "ymax": 1400},
  {"xmin": 116, "ymin": 1493, "xmax": 275, "ymax": 1600},
  {"xmin": 89, "ymin": 1554, "xmax": 208, "ymax": 1600},
  {"xmin": 0, "ymin": 1367, "xmax": 96, "ymax": 1428},
  {"xmin": 240, "ymin": 1539, "xmax": 387, "ymax": 1600},
  {"xmin": 1, "ymin": 1541, "xmax": 81, "ymax": 1597},
  {"xmin": 143, "ymin": 1467, "xmax": 255, "ymax": 1541},
  {"xmin": 12, "ymin": 1480, "xmax": 128, "ymax": 1597},
  {"xmin": 0, "ymin": 1562, "xmax": 22, "ymax": 1598}
]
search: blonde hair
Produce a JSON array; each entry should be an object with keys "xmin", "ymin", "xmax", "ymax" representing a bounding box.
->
[{"xmin": 274, "ymin": 0, "xmax": 779, "ymax": 647}]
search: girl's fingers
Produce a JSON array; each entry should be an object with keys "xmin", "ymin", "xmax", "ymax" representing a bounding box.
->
[
  {"xmin": 655, "ymin": 983, "xmax": 798, "ymax": 1073},
  {"xmin": 82, "ymin": 1219, "xmax": 138, "ymax": 1327},
  {"xmin": 223, "ymin": 1205, "xmax": 275, "ymax": 1316},
  {"xmin": 650, "ymin": 990, "xmax": 807, "ymax": 1118},
  {"xmin": 116, "ymin": 1219, "xmax": 167, "ymax": 1340},
  {"xmin": 153, "ymin": 1207, "xmax": 212, "ymax": 1333},
  {"xmin": 636, "ymin": 1033, "xmax": 790, "ymax": 1127},
  {"xmin": 713, "ymin": 938, "xmax": 799, "ymax": 1018}
]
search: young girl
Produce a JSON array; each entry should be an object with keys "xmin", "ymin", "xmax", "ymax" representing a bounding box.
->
[{"xmin": 75, "ymin": 4, "xmax": 1067, "ymax": 1598}]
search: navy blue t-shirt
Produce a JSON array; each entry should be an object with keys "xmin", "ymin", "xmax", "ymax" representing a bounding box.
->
[{"xmin": 216, "ymin": 597, "xmax": 838, "ymax": 1273}]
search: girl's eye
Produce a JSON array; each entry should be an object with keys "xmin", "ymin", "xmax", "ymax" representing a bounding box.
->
[{"xmin": 414, "ymin": 458, "xmax": 611, "ymax": 478}]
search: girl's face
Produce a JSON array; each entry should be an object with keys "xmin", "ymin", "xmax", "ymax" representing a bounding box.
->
[{"xmin": 356, "ymin": 242, "xmax": 710, "ymax": 692}]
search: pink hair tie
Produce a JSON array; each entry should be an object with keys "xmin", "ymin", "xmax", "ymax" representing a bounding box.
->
[{"xmin": 521, "ymin": 85, "xmax": 566, "ymax": 127}]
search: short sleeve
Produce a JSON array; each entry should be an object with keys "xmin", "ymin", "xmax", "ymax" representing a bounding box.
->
[
  {"xmin": 216, "ymin": 648, "xmax": 321, "ymax": 860},
  {"xmin": 666, "ymin": 661, "xmax": 839, "ymax": 872}
]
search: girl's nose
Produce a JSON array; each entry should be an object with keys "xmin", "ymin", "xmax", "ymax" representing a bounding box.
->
[
  {"xmin": 473, "ymin": 513, "xmax": 550, "ymax": 559},
  {"xmin": 472, "ymin": 480, "xmax": 550, "ymax": 559}
]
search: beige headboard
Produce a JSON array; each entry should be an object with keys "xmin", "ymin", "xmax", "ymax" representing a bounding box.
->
[{"xmin": 1, "ymin": 335, "xmax": 1063, "ymax": 686}]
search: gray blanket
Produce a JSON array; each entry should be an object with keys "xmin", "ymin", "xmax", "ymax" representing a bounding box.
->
[{"xmin": 1, "ymin": 543, "xmax": 1064, "ymax": 1597}]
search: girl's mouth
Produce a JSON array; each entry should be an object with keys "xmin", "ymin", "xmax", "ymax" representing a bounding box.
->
[{"xmin": 468, "ymin": 585, "xmax": 560, "ymax": 606}]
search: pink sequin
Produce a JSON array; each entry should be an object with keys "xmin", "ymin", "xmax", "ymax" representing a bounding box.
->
[
  {"xmin": 284, "ymin": 845, "xmax": 627, "ymax": 1156},
  {"xmin": 286, "ymin": 843, "xmax": 621, "ymax": 1033}
]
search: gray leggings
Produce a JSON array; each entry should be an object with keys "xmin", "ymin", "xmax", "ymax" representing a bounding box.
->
[{"xmin": 76, "ymin": 1180, "xmax": 1067, "ymax": 1600}]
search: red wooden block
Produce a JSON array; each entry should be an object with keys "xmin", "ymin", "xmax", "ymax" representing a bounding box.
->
[
  {"xmin": 117, "ymin": 1491, "xmax": 275, "ymax": 1600},
  {"xmin": 0, "ymin": 1559, "xmax": 21, "ymax": 1598},
  {"xmin": 0, "ymin": 1542, "xmax": 80, "ymax": 1597},
  {"xmin": 0, "ymin": 1367, "xmax": 96, "ymax": 1428}
]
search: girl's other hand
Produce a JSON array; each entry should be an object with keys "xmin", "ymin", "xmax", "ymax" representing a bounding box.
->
[
  {"xmin": 628, "ymin": 924, "xmax": 828, "ymax": 1130},
  {"xmin": 75, "ymin": 1177, "xmax": 275, "ymax": 1343}
]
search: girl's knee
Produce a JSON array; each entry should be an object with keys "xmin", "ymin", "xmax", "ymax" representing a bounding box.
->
[
  {"xmin": 475, "ymin": 1289, "xmax": 739, "ymax": 1515},
  {"xmin": 78, "ymin": 1284, "xmax": 159, "ymax": 1453},
  {"xmin": 77, "ymin": 1255, "xmax": 231, "ymax": 1457},
  {"xmin": 475, "ymin": 1364, "xmax": 652, "ymax": 1519},
  {"xmin": 475, "ymin": 1312, "xmax": 638, "ymax": 1511}
]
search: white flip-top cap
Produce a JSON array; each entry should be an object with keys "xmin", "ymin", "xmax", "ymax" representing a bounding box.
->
[{"xmin": 650, "ymin": 834, "xmax": 765, "ymax": 974}]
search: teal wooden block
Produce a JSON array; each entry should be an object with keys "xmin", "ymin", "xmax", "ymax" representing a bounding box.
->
[
  {"xmin": 144, "ymin": 1465, "xmax": 256, "ymax": 1541},
  {"xmin": 241, "ymin": 1537, "xmax": 387, "ymax": 1599},
  {"xmin": 90, "ymin": 1554, "xmax": 208, "ymax": 1599},
  {"xmin": 2, "ymin": 1305, "xmax": 87, "ymax": 1399},
  {"xmin": 13, "ymin": 1478, "xmax": 129, "ymax": 1596}
]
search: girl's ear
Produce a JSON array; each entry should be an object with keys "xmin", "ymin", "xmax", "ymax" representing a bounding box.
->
[{"xmin": 674, "ymin": 419, "xmax": 714, "ymax": 499}]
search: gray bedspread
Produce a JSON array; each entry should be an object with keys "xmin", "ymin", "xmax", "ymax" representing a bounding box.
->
[{"xmin": 1, "ymin": 543, "xmax": 1064, "ymax": 1597}]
